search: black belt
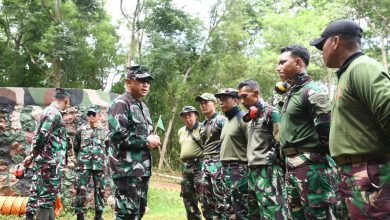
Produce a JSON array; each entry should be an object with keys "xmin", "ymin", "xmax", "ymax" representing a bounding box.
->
[
  {"xmin": 202, "ymin": 154, "xmax": 220, "ymax": 160},
  {"xmin": 333, "ymin": 154, "xmax": 390, "ymax": 166},
  {"xmin": 282, "ymin": 147, "xmax": 325, "ymax": 157}
]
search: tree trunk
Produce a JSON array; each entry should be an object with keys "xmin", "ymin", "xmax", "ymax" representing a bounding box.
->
[
  {"xmin": 54, "ymin": 0, "xmax": 61, "ymax": 87},
  {"xmin": 158, "ymin": 105, "xmax": 177, "ymax": 170},
  {"xmin": 156, "ymin": 0, "xmax": 233, "ymax": 170},
  {"xmin": 379, "ymin": 32, "xmax": 389, "ymax": 70}
]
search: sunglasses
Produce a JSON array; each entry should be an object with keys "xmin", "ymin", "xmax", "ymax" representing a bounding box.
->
[
  {"xmin": 136, "ymin": 78, "xmax": 152, "ymax": 85},
  {"xmin": 87, "ymin": 112, "xmax": 96, "ymax": 117}
]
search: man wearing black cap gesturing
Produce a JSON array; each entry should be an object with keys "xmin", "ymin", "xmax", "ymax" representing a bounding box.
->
[{"xmin": 311, "ymin": 19, "xmax": 390, "ymax": 219}]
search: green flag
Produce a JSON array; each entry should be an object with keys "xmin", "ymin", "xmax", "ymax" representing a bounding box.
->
[{"xmin": 156, "ymin": 115, "xmax": 165, "ymax": 131}]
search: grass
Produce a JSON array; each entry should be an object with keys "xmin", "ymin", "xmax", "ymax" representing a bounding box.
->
[{"xmin": 0, "ymin": 187, "xmax": 186, "ymax": 220}]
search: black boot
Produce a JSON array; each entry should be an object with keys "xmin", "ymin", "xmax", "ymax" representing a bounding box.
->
[
  {"xmin": 94, "ymin": 210, "xmax": 104, "ymax": 220},
  {"xmin": 37, "ymin": 207, "xmax": 50, "ymax": 220},
  {"xmin": 77, "ymin": 213, "xmax": 85, "ymax": 220},
  {"xmin": 48, "ymin": 207, "xmax": 55, "ymax": 220},
  {"xmin": 25, "ymin": 212, "xmax": 34, "ymax": 220}
]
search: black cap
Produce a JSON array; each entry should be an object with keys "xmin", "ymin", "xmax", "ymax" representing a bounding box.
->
[
  {"xmin": 126, "ymin": 65, "xmax": 153, "ymax": 80},
  {"xmin": 310, "ymin": 19, "xmax": 363, "ymax": 50},
  {"xmin": 214, "ymin": 88, "xmax": 239, "ymax": 99},
  {"xmin": 54, "ymin": 88, "xmax": 70, "ymax": 99}
]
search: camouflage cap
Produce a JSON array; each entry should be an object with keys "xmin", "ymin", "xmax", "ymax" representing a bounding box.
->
[
  {"xmin": 215, "ymin": 88, "xmax": 239, "ymax": 98},
  {"xmin": 195, "ymin": 93, "xmax": 217, "ymax": 103},
  {"xmin": 86, "ymin": 107, "xmax": 97, "ymax": 113},
  {"xmin": 179, "ymin": 105, "xmax": 199, "ymax": 116},
  {"xmin": 126, "ymin": 65, "xmax": 153, "ymax": 80},
  {"xmin": 54, "ymin": 88, "xmax": 70, "ymax": 99}
]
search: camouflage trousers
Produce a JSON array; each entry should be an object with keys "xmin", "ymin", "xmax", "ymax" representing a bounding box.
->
[
  {"xmin": 222, "ymin": 162, "xmax": 249, "ymax": 220},
  {"xmin": 26, "ymin": 163, "xmax": 62, "ymax": 213},
  {"xmin": 200, "ymin": 158, "xmax": 227, "ymax": 220},
  {"xmin": 285, "ymin": 152, "xmax": 346, "ymax": 220},
  {"xmin": 180, "ymin": 160, "xmax": 203, "ymax": 220},
  {"xmin": 248, "ymin": 164, "xmax": 287, "ymax": 220},
  {"xmin": 74, "ymin": 169, "xmax": 106, "ymax": 214},
  {"xmin": 113, "ymin": 176, "xmax": 149, "ymax": 220},
  {"xmin": 337, "ymin": 158, "xmax": 390, "ymax": 220}
]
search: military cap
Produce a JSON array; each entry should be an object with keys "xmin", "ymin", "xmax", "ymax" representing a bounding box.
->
[
  {"xmin": 54, "ymin": 88, "xmax": 70, "ymax": 99},
  {"xmin": 179, "ymin": 105, "xmax": 199, "ymax": 116},
  {"xmin": 214, "ymin": 88, "xmax": 239, "ymax": 99},
  {"xmin": 310, "ymin": 19, "xmax": 363, "ymax": 50},
  {"xmin": 195, "ymin": 93, "xmax": 217, "ymax": 103},
  {"xmin": 126, "ymin": 65, "xmax": 153, "ymax": 80},
  {"xmin": 86, "ymin": 107, "xmax": 97, "ymax": 113}
]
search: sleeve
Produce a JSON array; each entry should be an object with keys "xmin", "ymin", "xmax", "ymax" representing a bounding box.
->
[
  {"xmin": 350, "ymin": 63, "xmax": 390, "ymax": 140},
  {"xmin": 307, "ymin": 89, "xmax": 331, "ymax": 148},
  {"xmin": 73, "ymin": 128, "xmax": 82, "ymax": 156},
  {"xmin": 108, "ymin": 101, "xmax": 147, "ymax": 149},
  {"xmin": 31, "ymin": 111, "xmax": 57, "ymax": 152},
  {"xmin": 270, "ymin": 108, "xmax": 281, "ymax": 143},
  {"xmin": 240, "ymin": 121, "xmax": 249, "ymax": 140}
]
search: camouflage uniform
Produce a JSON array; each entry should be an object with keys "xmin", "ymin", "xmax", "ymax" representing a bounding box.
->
[
  {"xmin": 108, "ymin": 92, "xmax": 154, "ymax": 220},
  {"xmin": 73, "ymin": 122, "xmax": 109, "ymax": 215},
  {"xmin": 26, "ymin": 102, "xmax": 68, "ymax": 216},
  {"xmin": 215, "ymin": 88, "xmax": 249, "ymax": 220},
  {"xmin": 246, "ymin": 100, "xmax": 287, "ymax": 220},
  {"xmin": 193, "ymin": 92, "xmax": 228, "ymax": 220},
  {"xmin": 178, "ymin": 106, "xmax": 204, "ymax": 220},
  {"xmin": 280, "ymin": 74, "xmax": 346, "ymax": 220}
]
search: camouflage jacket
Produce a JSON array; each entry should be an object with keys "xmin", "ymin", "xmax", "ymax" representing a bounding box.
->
[
  {"xmin": 108, "ymin": 92, "xmax": 154, "ymax": 178},
  {"xmin": 32, "ymin": 102, "xmax": 68, "ymax": 166},
  {"xmin": 74, "ymin": 122, "xmax": 109, "ymax": 171}
]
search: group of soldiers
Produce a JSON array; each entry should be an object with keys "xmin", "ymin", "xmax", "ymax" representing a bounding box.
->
[
  {"xmin": 177, "ymin": 19, "xmax": 390, "ymax": 220},
  {"xmin": 18, "ymin": 18, "xmax": 388, "ymax": 220}
]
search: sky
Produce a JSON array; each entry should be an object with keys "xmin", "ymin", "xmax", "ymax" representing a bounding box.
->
[{"xmin": 103, "ymin": 0, "xmax": 213, "ymax": 90}]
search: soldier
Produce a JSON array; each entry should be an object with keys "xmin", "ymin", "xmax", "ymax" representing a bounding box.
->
[
  {"xmin": 215, "ymin": 88, "xmax": 249, "ymax": 220},
  {"xmin": 237, "ymin": 80, "xmax": 287, "ymax": 220},
  {"xmin": 74, "ymin": 107, "xmax": 109, "ymax": 220},
  {"xmin": 23, "ymin": 88, "xmax": 70, "ymax": 220},
  {"xmin": 310, "ymin": 19, "xmax": 390, "ymax": 219},
  {"xmin": 178, "ymin": 106, "xmax": 204, "ymax": 220},
  {"xmin": 108, "ymin": 65, "xmax": 160, "ymax": 220},
  {"xmin": 276, "ymin": 44, "xmax": 345, "ymax": 219},
  {"xmin": 195, "ymin": 93, "xmax": 227, "ymax": 220}
]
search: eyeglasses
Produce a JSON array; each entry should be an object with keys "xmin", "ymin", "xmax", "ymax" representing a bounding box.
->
[
  {"xmin": 136, "ymin": 78, "xmax": 152, "ymax": 85},
  {"xmin": 87, "ymin": 112, "xmax": 96, "ymax": 117}
]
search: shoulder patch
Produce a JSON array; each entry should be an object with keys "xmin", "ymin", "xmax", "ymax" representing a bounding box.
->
[{"xmin": 308, "ymin": 92, "xmax": 330, "ymax": 109}]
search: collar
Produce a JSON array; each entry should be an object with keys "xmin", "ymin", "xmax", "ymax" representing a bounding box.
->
[
  {"xmin": 186, "ymin": 122, "xmax": 199, "ymax": 132},
  {"xmin": 203, "ymin": 112, "xmax": 218, "ymax": 125},
  {"xmin": 224, "ymin": 106, "xmax": 240, "ymax": 120},
  {"xmin": 287, "ymin": 72, "xmax": 312, "ymax": 94},
  {"xmin": 336, "ymin": 52, "xmax": 364, "ymax": 78},
  {"xmin": 126, "ymin": 92, "xmax": 143, "ymax": 107}
]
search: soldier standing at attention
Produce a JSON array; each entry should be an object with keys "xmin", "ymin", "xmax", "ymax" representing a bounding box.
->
[
  {"xmin": 23, "ymin": 88, "xmax": 70, "ymax": 220},
  {"xmin": 74, "ymin": 107, "xmax": 109, "ymax": 220},
  {"xmin": 177, "ymin": 106, "xmax": 205, "ymax": 220},
  {"xmin": 276, "ymin": 45, "xmax": 345, "ymax": 219},
  {"xmin": 108, "ymin": 66, "xmax": 160, "ymax": 220},
  {"xmin": 311, "ymin": 19, "xmax": 390, "ymax": 219},
  {"xmin": 196, "ymin": 93, "xmax": 227, "ymax": 220},
  {"xmin": 215, "ymin": 88, "xmax": 249, "ymax": 220},
  {"xmin": 237, "ymin": 80, "xmax": 287, "ymax": 220}
]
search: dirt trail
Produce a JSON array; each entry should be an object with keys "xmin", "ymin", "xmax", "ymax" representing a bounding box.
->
[{"xmin": 150, "ymin": 174, "xmax": 181, "ymax": 191}]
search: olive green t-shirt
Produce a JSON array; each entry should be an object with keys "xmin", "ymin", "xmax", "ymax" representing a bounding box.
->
[{"xmin": 178, "ymin": 123, "xmax": 203, "ymax": 161}]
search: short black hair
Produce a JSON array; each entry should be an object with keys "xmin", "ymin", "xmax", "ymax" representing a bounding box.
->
[
  {"xmin": 237, "ymin": 79, "xmax": 260, "ymax": 91},
  {"xmin": 339, "ymin": 35, "xmax": 362, "ymax": 48},
  {"xmin": 280, "ymin": 44, "xmax": 310, "ymax": 67}
]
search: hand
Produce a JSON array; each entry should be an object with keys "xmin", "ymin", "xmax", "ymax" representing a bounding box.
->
[
  {"xmin": 146, "ymin": 134, "xmax": 161, "ymax": 150},
  {"xmin": 23, "ymin": 155, "xmax": 34, "ymax": 168}
]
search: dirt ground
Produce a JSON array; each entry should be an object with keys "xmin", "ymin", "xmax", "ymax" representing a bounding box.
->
[{"xmin": 150, "ymin": 173, "xmax": 181, "ymax": 191}]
